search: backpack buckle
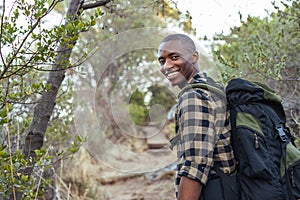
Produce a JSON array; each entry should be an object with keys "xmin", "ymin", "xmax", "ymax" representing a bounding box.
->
[{"xmin": 276, "ymin": 124, "xmax": 288, "ymax": 142}]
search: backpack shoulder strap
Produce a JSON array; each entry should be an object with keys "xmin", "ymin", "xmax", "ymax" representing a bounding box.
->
[
  {"xmin": 261, "ymin": 104, "xmax": 290, "ymax": 142},
  {"xmin": 179, "ymin": 83, "xmax": 226, "ymax": 98},
  {"xmin": 257, "ymin": 103, "xmax": 296, "ymax": 200}
]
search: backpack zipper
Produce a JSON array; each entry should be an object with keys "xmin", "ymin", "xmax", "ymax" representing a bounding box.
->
[
  {"xmin": 254, "ymin": 133, "xmax": 259, "ymax": 149},
  {"xmin": 290, "ymin": 169, "xmax": 296, "ymax": 188}
]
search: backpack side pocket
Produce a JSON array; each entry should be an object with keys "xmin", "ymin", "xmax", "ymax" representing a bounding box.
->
[
  {"xmin": 235, "ymin": 112, "xmax": 272, "ymax": 179},
  {"xmin": 236, "ymin": 126, "xmax": 272, "ymax": 179},
  {"xmin": 285, "ymin": 142, "xmax": 300, "ymax": 199}
]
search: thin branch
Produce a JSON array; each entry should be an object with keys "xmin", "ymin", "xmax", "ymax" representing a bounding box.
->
[
  {"xmin": 6, "ymin": 103, "xmax": 17, "ymax": 200},
  {"xmin": 291, "ymin": 110, "xmax": 299, "ymax": 125},
  {"xmin": 81, "ymin": 0, "xmax": 111, "ymax": 10},
  {"xmin": 0, "ymin": 0, "xmax": 9, "ymax": 77},
  {"xmin": 1, "ymin": 78, "xmax": 11, "ymax": 110}
]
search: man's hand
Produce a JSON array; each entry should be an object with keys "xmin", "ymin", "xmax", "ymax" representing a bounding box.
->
[{"xmin": 178, "ymin": 176, "xmax": 203, "ymax": 200}]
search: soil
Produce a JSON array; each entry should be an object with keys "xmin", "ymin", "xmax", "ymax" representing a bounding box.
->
[
  {"xmin": 97, "ymin": 147, "xmax": 177, "ymax": 200},
  {"xmin": 61, "ymin": 123, "xmax": 177, "ymax": 200},
  {"xmin": 95, "ymin": 124, "xmax": 178, "ymax": 200},
  {"xmin": 99, "ymin": 171, "xmax": 176, "ymax": 200}
]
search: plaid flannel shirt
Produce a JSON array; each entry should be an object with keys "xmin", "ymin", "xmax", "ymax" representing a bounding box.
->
[{"xmin": 170, "ymin": 73, "xmax": 236, "ymax": 196}]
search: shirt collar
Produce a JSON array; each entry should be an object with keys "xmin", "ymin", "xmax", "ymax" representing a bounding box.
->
[{"xmin": 188, "ymin": 72, "xmax": 208, "ymax": 84}]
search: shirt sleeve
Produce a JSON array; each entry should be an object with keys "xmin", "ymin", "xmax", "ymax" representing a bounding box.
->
[{"xmin": 176, "ymin": 89, "xmax": 218, "ymax": 185}]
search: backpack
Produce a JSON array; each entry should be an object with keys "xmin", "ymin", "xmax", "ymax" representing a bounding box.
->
[
  {"xmin": 226, "ymin": 78, "xmax": 300, "ymax": 200},
  {"xmin": 186, "ymin": 78, "xmax": 300, "ymax": 200}
]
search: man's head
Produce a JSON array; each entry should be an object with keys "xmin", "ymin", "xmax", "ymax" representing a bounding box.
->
[{"xmin": 157, "ymin": 34, "xmax": 199, "ymax": 88}]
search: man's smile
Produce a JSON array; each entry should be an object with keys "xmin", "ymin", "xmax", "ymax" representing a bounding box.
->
[{"xmin": 166, "ymin": 70, "xmax": 180, "ymax": 80}]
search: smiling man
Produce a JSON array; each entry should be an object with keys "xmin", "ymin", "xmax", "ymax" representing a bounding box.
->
[
  {"xmin": 158, "ymin": 34, "xmax": 199, "ymax": 88},
  {"xmin": 157, "ymin": 34, "xmax": 237, "ymax": 200}
]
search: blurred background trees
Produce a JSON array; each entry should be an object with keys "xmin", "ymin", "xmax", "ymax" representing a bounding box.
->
[
  {"xmin": 211, "ymin": 0, "xmax": 299, "ymax": 133},
  {"xmin": 0, "ymin": 0, "xmax": 299, "ymax": 199}
]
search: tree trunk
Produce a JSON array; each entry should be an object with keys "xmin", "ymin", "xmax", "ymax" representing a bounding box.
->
[{"xmin": 11, "ymin": 0, "xmax": 110, "ymax": 199}]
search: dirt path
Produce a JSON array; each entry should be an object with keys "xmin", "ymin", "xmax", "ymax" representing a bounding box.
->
[
  {"xmin": 63, "ymin": 123, "xmax": 178, "ymax": 199},
  {"xmin": 96, "ymin": 125, "xmax": 178, "ymax": 200},
  {"xmin": 99, "ymin": 173, "xmax": 175, "ymax": 200},
  {"xmin": 97, "ymin": 147, "xmax": 177, "ymax": 200}
]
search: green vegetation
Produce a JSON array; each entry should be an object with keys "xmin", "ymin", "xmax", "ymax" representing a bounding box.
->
[
  {"xmin": 211, "ymin": 0, "xmax": 299, "ymax": 133},
  {"xmin": 0, "ymin": 0, "xmax": 299, "ymax": 199}
]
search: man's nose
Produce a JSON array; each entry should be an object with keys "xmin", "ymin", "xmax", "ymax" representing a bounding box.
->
[{"xmin": 162, "ymin": 59, "xmax": 173, "ymax": 71}]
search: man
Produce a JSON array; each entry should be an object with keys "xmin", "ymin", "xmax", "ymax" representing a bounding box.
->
[{"xmin": 157, "ymin": 34, "xmax": 236, "ymax": 200}]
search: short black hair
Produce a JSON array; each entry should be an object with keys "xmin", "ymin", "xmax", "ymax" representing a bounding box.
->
[{"xmin": 160, "ymin": 34, "xmax": 196, "ymax": 52}]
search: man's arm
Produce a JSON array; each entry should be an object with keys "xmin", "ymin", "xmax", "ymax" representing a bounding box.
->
[
  {"xmin": 178, "ymin": 176, "xmax": 203, "ymax": 200},
  {"xmin": 176, "ymin": 90, "xmax": 215, "ymax": 200}
]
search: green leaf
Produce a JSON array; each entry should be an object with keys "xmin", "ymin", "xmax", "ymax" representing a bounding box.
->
[
  {"xmin": 25, "ymin": 10, "xmax": 30, "ymax": 16},
  {"xmin": 91, "ymin": 20, "xmax": 96, "ymax": 26},
  {"xmin": 21, "ymin": 175, "xmax": 29, "ymax": 182},
  {"xmin": 32, "ymin": 83, "xmax": 40, "ymax": 90},
  {"xmin": 76, "ymin": 22, "xmax": 84, "ymax": 30}
]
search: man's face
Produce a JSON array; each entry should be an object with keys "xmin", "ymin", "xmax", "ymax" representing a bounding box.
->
[{"xmin": 157, "ymin": 40, "xmax": 198, "ymax": 88}]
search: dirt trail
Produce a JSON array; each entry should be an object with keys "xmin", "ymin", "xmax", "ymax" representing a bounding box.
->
[
  {"xmin": 97, "ymin": 125, "xmax": 177, "ymax": 200},
  {"xmin": 100, "ymin": 175, "xmax": 176, "ymax": 200}
]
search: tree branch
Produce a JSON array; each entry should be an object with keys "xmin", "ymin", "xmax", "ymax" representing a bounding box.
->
[{"xmin": 81, "ymin": 0, "xmax": 111, "ymax": 10}]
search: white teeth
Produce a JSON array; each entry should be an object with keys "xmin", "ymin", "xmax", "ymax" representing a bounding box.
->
[{"xmin": 167, "ymin": 71, "xmax": 178, "ymax": 78}]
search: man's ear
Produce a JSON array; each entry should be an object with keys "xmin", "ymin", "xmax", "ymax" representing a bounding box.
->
[{"xmin": 192, "ymin": 51, "xmax": 199, "ymax": 63}]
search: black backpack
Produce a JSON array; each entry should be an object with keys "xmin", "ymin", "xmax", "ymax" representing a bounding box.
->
[
  {"xmin": 184, "ymin": 78, "xmax": 300, "ymax": 200},
  {"xmin": 225, "ymin": 78, "xmax": 300, "ymax": 200}
]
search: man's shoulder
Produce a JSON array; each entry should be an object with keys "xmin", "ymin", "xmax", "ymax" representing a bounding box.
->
[{"xmin": 178, "ymin": 86, "xmax": 210, "ymax": 102}]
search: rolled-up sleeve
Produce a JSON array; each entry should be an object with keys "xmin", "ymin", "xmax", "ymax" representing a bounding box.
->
[{"xmin": 176, "ymin": 89, "xmax": 218, "ymax": 185}]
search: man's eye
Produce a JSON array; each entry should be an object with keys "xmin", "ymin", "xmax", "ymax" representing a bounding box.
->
[
  {"xmin": 158, "ymin": 59, "xmax": 165, "ymax": 65},
  {"xmin": 171, "ymin": 55, "xmax": 179, "ymax": 60}
]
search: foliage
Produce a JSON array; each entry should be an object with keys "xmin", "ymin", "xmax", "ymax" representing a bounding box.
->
[
  {"xmin": 148, "ymin": 84, "xmax": 176, "ymax": 112},
  {"xmin": 1, "ymin": 0, "xmax": 98, "ymax": 106},
  {"xmin": 0, "ymin": 132, "xmax": 86, "ymax": 199},
  {"xmin": 212, "ymin": 0, "xmax": 299, "ymax": 81},
  {"xmin": 154, "ymin": 0, "xmax": 195, "ymax": 35},
  {"xmin": 211, "ymin": 0, "xmax": 299, "ymax": 132},
  {"xmin": 0, "ymin": 0, "xmax": 197, "ymax": 198},
  {"xmin": 0, "ymin": 145, "xmax": 51, "ymax": 199},
  {"xmin": 73, "ymin": 0, "xmax": 189, "ymax": 143},
  {"xmin": 129, "ymin": 104, "xmax": 149, "ymax": 126},
  {"xmin": 0, "ymin": 0, "xmax": 102, "ymax": 134},
  {"xmin": 129, "ymin": 89, "xmax": 149, "ymax": 126},
  {"xmin": 0, "ymin": 0, "xmax": 102, "ymax": 198}
]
